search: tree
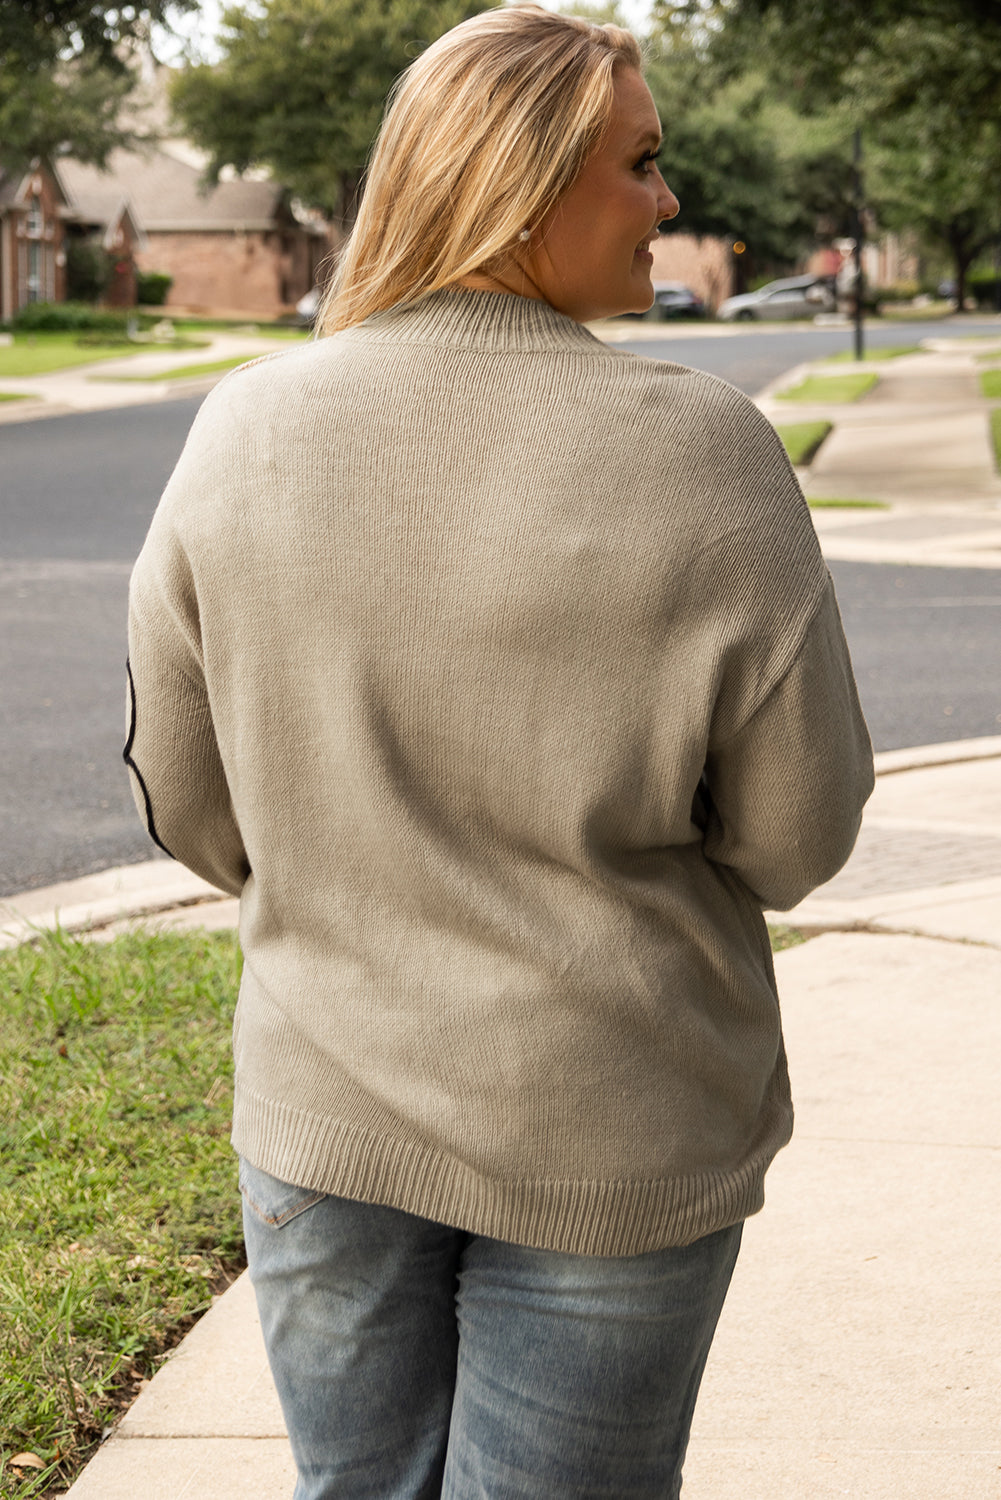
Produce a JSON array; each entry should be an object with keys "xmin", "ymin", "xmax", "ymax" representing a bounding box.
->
[
  {"xmin": 0, "ymin": 52, "xmax": 136, "ymax": 167},
  {"xmin": 652, "ymin": 0, "xmax": 1001, "ymax": 304},
  {"xmin": 0, "ymin": 2, "xmax": 198, "ymax": 166},
  {"xmin": 863, "ymin": 74, "xmax": 1001, "ymax": 307},
  {"xmin": 645, "ymin": 36, "xmax": 855, "ymax": 280},
  {"xmin": 170, "ymin": 0, "xmax": 483, "ymax": 223},
  {"xmin": 0, "ymin": 2, "xmax": 196, "ymax": 63},
  {"xmin": 653, "ymin": 0, "xmax": 1001, "ymax": 108},
  {"xmin": 798, "ymin": 8, "xmax": 1001, "ymax": 305}
]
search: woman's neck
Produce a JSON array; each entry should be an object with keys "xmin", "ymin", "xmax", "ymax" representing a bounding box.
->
[{"xmin": 455, "ymin": 266, "xmax": 548, "ymax": 305}]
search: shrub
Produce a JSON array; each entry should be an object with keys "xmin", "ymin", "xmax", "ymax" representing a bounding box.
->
[
  {"xmin": 968, "ymin": 271, "xmax": 1001, "ymax": 309},
  {"xmin": 876, "ymin": 279, "xmax": 921, "ymax": 304},
  {"xmin": 11, "ymin": 301, "xmax": 130, "ymax": 334},
  {"xmin": 64, "ymin": 238, "xmax": 113, "ymax": 303},
  {"xmin": 137, "ymin": 270, "xmax": 174, "ymax": 306}
]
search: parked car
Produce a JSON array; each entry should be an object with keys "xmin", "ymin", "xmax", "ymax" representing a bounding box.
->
[
  {"xmin": 295, "ymin": 286, "xmax": 321, "ymax": 327},
  {"xmin": 648, "ymin": 282, "xmax": 705, "ymax": 320},
  {"xmin": 717, "ymin": 275, "xmax": 836, "ymax": 322}
]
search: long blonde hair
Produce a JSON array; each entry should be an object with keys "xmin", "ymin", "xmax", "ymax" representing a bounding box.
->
[{"xmin": 318, "ymin": 5, "xmax": 642, "ymax": 335}]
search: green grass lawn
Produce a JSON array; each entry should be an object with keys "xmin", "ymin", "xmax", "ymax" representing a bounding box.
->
[
  {"xmin": 775, "ymin": 420, "xmax": 834, "ymax": 466},
  {"xmin": 97, "ymin": 354, "xmax": 267, "ymax": 384},
  {"xmin": 0, "ymin": 927, "xmax": 244, "ymax": 1498},
  {"xmin": 768, "ymin": 925, "xmax": 807, "ymax": 952},
  {"xmin": 169, "ymin": 319, "xmax": 308, "ymax": 340},
  {"xmin": 989, "ymin": 408, "xmax": 1001, "ymax": 474},
  {"xmin": 776, "ymin": 372, "xmax": 879, "ymax": 404},
  {"xmin": 979, "ymin": 368, "xmax": 1001, "ymax": 399},
  {"xmin": 0, "ymin": 334, "xmax": 206, "ymax": 379},
  {"xmin": 806, "ymin": 496, "xmax": 890, "ymax": 509},
  {"xmin": 878, "ymin": 302, "xmax": 953, "ymax": 320},
  {"xmin": 0, "ymin": 392, "xmax": 30, "ymax": 402},
  {"xmin": 1, "ymin": 917, "xmax": 805, "ymax": 1496},
  {"xmin": 827, "ymin": 345, "xmax": 921, "ymax": 362}
]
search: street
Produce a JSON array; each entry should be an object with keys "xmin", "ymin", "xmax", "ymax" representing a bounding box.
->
[
  {"xmin": 2, "ymin": 324, "xmax": 1000, "ymax": 896},
  {"xmin": 827, "ymin": 560, "xmax": 1001, "ymax": 751},
  {"xmin": 612, "ymin": 314, "xmax": 1001, "ymax": 394}
]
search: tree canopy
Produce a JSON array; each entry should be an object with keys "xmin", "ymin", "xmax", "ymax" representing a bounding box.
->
[
  {"xmin": 650, "ymin": 0, "xmax": 1001, "ymax": 301},
  {"xmin": 652, "ymin": 0, "xmax": 1001, "ymax": 103},
  {"xmin": 170, "ymin": 0, "xmax": 483, "ymax": 222},
  {"xmin": 0, "ymin": 2, "xmax": 196, "ymax": 66},
  {"xmin": 646, "ymin": 42, "xmax": 855, "ymax": 274},
  {"xmin": 0, "ymin": 1, "xmax": 197, "ymax": 166}
]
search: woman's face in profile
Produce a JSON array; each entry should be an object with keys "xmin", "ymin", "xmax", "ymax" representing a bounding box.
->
[{"xmin": 525, "ymin": 67, "xmax": 678, "ymax": 324}]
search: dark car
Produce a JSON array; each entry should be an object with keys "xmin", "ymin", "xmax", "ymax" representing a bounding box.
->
[{"xmin": 648, "ymin": 282, "xmax": 705, "ymax": 320}]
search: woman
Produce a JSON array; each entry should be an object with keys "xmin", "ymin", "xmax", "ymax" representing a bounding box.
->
[{"xmin": 125, "ymin": 7, "xmax": 873, "ymax": 1497}]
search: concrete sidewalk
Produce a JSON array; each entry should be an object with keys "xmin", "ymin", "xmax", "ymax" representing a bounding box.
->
[
  {"xmin": 769, "ymin": 342, "xmax": 1001, "ymax": 506},
  {"xmin": 756, "ymin": 335, "xmax": 1001, "ymax": 571},
  {"xmin": 0, "ymin": 329, "xmax": 298, "ymax": 420}
]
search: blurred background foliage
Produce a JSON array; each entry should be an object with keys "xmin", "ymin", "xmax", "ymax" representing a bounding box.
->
[
  {"xmin": 1, "ymin": 0, "xmax": 999, "ymax": 299},
  {"xmin": 649, "ymin": 0, "xmax": 1001, "ymax": 301}
]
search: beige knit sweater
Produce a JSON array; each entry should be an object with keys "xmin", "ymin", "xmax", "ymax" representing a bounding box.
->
[{"xmin": 126, "ymin": 289, "xmax": 872, "ymax": 1256}]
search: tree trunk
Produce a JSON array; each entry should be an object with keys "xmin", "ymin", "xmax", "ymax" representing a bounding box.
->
[
  {"xmin": 948, "ymin": 222, "xmax": 986, "ymax": 312},
  {"xmin": 954, "ymin": 253, "xmax": 970, "ymax": 311},
  {"xmin": 337, "ymin": 170, "xmax": 363, "ymax": 234}
]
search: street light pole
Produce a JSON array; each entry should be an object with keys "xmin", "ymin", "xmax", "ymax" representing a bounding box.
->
[{"xmin": 853, "ymin": 127, "xmax": 865, "ymax": 362}]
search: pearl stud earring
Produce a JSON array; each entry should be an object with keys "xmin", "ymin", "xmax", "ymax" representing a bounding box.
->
[{"xmin": 518, "ymin": 228, "xmax": 531, "ymax": 242}]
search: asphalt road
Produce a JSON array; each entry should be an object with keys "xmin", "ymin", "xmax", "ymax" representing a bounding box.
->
[
  {"xmin": 1, "ymin": 400, "xmax": 201, "ymax": 895},
  {"xmin": 614, "ymin": 314, "xmax": 1001, "ymax": 395},
  {"xmin": 828, "ymin": 561, "xmax": 1001, "ymax": 752},
  {"xmin": 2, "ymin": 321, "xmax": 1000, "ymax": 896}
]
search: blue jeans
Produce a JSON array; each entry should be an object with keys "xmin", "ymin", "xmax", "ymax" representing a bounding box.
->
[{"xmin": 240, "ymin": 1158, "xmax": 741, "ymax": 1500}]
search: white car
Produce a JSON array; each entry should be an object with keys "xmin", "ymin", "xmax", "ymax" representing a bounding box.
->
[
  {"xmin": 295, "ymin": 287, "xmax": 322, "ymax": 326},
  {"xmin": 717, "ymin": 275, "xmax": 836, "ymax": 322}
]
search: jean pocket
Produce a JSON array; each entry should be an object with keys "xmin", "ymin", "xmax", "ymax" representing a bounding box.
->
[{"xmin": 239, "ymin": 1157, "xmax": 328, "ymax": 1229}]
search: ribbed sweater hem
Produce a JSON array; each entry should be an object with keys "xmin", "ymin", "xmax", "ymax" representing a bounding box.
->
[{"xmin": 232, "ymin": 1084, "xmax": 786, "ymax": 1258}]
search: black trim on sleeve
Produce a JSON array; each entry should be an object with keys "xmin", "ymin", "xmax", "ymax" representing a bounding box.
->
[
  {"xmin": 123, "ymin": 657, "xmax": 176, "ymax": 859},
  {"xmin": 692, "ymin": 769, "xmax": 717, "ymax": 832}
]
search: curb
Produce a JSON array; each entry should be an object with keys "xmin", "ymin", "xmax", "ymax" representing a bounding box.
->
[
  {"xmin": 0, "ymin": 372, "xmax": 236, "ymax": 424},
  {"xmin": 3, "ymin": 739, "xmax": 999, "ymax": 952},
  {"xmin": 0, "ymin": 397, "xmax": 75, "ymax": 425},
  {"xmin": 872, "ymin": 734, "xmax": 1001, "ymax": 776},
  {"xmin": 0, "ymin": 863, "xmax": 228, "ymax": 951}
]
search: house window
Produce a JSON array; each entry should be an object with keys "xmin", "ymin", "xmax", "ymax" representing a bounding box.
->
[
  {"xmin": 26, "ymin": 195, "xmax": 43, "ymax": 238},
  {"xmin": 27, "ymin": 239, "xmax": 41, "ymax": 301}
]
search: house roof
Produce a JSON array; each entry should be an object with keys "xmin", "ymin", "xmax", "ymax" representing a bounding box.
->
[
  {"xmin": 0, "ymin": 159, "xmax": 69, "ymax": 211},
  {"xmin": 58, "ymin": 145, "xmax": 295, "ymax": 233},
  {"xmin": 0, "ymin": 169, "xmax": 23, "ymax": 210},
  {"xmin": 54, "ymin": 159, "xmax": 147, "ymax": 249}
]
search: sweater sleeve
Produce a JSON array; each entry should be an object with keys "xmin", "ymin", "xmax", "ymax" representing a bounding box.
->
[
  {"xmin": 124, "ymin": 523, "xmax": 249, "ymax": 899},
  {"xmin": 701, "ymin": 578, "xmax": 874, "ymax": 911}
]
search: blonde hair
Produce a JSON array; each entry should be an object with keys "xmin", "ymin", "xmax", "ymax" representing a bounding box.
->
[{"xmin": 318, "ymin": 5, "xmax": 642, "ymax": 334}]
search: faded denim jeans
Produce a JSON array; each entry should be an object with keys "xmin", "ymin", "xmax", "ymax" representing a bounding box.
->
[{"xmin": 240, "ymin": 1157, "xmax": 741, "ymax": 1500}]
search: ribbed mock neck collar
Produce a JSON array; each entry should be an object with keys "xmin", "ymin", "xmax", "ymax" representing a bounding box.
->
[{"xmin": 348, "ymin": 288, "xmax": 607, "ymax": 354}]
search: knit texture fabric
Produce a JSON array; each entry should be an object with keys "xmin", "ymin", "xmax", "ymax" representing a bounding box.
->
[{"xmin": 126, "ymin": 289, "xmax": 873, "ymax": 1256}]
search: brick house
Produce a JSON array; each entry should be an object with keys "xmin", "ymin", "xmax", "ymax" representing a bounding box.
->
[
  {"xmin": 0, "ymin": 159, "xmax": 68, "ymax": 320},
  {"xmin": 650, "ymin": 232, "xmax": 734, "ymax": 313},
  {"xmin": 56, "ymin": 158, "xmax": 147, "ymax": 308},
  {"xmin": 60, "ymin": 142, "xmax": 328, "ymax": 318}
]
